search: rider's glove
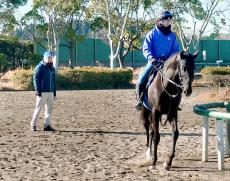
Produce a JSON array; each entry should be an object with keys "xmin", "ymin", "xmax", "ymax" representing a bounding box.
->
[
  {"xmin": 36, "ymin": 91, "xmax": 41, "ymax": 97},
  {"xmin": 148, "ymin": 58, "xmax": 156, "ymax": 64},
  {"xmin": 149, "ymin": 58, "xmax": 162, "ymax": 66}
]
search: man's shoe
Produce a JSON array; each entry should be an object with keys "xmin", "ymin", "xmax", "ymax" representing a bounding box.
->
[
  {"xmin": 31, "ymin": 126, "xmax": 36, "ymax": 131},
  {"xmin": 135, "ymin": 101, "xmax": 142, "ymax": 110},
  {"xmin": 44, "ymin": 125, "xmax": 55, "ymax": 131}
]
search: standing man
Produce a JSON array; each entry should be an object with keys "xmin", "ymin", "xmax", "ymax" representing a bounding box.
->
[
  {"xmin": 31, "ymin": 51, "xmax": 56, "ymax": 131},
  {"xmin": 135, "ymin": 10, "xmax": 180, "ymax": 110}
]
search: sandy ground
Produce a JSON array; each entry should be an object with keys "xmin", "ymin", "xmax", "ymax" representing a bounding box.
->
[{"xmin": 0, "ymin": 87, "xmax": 230, "ymax": 181}]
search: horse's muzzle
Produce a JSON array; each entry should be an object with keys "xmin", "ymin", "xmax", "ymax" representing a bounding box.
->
[{"xmin": 184, "ymin": 89, "xmax": 192, "ymax": 97}]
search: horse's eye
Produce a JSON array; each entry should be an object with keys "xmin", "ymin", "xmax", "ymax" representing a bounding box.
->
[{"xmin": 183, "ymin": 67, "xmax": 187, "ymax": 72}]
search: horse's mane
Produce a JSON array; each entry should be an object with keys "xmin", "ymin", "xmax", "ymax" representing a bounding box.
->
[{"xmin": 163, "ymin": 52, "xmax": 180, "ymax": 69}]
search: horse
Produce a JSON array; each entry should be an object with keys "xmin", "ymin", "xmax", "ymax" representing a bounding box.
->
[{"xmin": 141, "ymin": 50, "xmax": 199, "ymax": 170}]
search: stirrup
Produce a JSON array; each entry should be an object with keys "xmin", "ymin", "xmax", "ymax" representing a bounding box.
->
[{"xmin": 135, "ymin": 101, "xmax": 142, "ymax": 110}]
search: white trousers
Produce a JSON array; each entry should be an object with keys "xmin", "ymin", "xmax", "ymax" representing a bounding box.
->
[{"xmin": 31, "ymin": 92, "xmax": 55, "ymax": 127}]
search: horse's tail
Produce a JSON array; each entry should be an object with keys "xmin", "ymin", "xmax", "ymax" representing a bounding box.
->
[{"xmin": 161, "ymin": 118, "xmax": 167, "ymax": 126}]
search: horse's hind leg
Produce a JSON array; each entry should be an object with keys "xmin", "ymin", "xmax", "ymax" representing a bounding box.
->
[{"xmin": 164, "ymin": 117, "xmax": 179, "ymax": 170}]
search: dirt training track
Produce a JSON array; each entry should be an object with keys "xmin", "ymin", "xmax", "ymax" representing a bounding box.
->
[{"xmin": 0, "ymin": 87, "xmax": 230, "ymax": 180}]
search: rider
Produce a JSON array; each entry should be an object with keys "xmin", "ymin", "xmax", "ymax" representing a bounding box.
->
[{"xmin": 135, "ymin": 10, "xmax": 180, "ymax": 110}]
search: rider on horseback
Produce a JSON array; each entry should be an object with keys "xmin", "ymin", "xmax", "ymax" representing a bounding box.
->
[{"xmin": 135, "ymin": 10, "xmax": 180, "ymax": 110}]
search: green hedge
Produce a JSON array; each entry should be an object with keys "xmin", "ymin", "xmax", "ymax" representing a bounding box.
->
[
  {"xmin": 0, "ymin": 35, "xmax": 34, "ymax": 70},
  {"xmin": 201, "ymin": 67, "xmax": 230, "ymax": 86},
  {"xmin": 0, "ymin": 53, "xmax": 8, "ymax": 72},
  {"xmin": 12, "ymin": 69, "xmax": 34, "ymax": 90},
  {"xmin": 11, "ymin": 67, "xmax": 133, "ymax": 90},
  {"xmin": 201, "ymin": 67, "xmax": 230, "ymax": 75}
]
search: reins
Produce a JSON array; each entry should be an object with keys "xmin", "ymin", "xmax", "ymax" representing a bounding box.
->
[
  {"xmin": 155, "ymin": 64, "xmax": 184, "ymax": 89},
  {"xmin": 157, "ymin": 61, "xmax": 183, "ymax": 126},
  {"xmin": 153, "ymin": 60, "xmax": 184, "ymax": 99}
]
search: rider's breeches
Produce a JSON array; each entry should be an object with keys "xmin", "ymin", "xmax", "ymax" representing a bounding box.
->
[
  {"xmin": 135, "ymin": 61, "xmax": 154, "ymax": 97},
  {"xmin": 31, "ymin": 92, "xmax": 55, "ymax": 127}
]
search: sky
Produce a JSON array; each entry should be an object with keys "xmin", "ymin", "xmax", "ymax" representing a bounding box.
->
[{"xmin": 14, "ymin": 0, "xmax": 33, "ymax": 20}]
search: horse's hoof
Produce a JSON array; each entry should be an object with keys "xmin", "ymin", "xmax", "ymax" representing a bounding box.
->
[
  {"xmin": 163, "ymin": 161, "xmax": 170, "ymax": 171},
  {"xmin": 146, "ymin": 156, "xmax": 153, "ymax": 162},
  {"xmin": 148, "ymin": 165, "xmax": 156, "ymax": 172},
  {"xmin": 146, "ymin": 148, "xmax": 152, "ymax": 161}
]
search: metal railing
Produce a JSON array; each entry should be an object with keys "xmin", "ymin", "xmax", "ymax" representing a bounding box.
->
[{"xmin": 193, "ymin": 102, "xmax": 230, "ymax": 170}]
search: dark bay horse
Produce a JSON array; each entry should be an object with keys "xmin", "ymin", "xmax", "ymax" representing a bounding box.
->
[{"xmin": 141, "ymin": 51, "xmax": 199, "ymax": 170}]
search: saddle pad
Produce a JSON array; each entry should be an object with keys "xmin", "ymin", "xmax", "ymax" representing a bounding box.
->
[{"xmin": 143, "ymin": 90, "xmax": 152, "ymax": 111}]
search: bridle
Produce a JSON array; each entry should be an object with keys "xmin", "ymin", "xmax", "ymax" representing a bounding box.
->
[{"xmin": 153, "ymin": 60, "xmax": 184, "ymax": 99}]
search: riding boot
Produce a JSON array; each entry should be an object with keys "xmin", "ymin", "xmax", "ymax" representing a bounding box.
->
[
  {"xmin": 135, "ymin": 96, "xmax": 143, "ymax": 110},
  {"xmin": 135, "ymin": 85, "xmax": 144, "ymax": 110}
]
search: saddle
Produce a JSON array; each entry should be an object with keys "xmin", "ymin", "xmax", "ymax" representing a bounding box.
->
[{"xmin": 142, "ymin": 64, "xmax": 163, "ymax": 111}]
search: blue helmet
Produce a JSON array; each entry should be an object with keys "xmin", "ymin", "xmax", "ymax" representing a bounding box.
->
[{"xmin": 157, "ymin": 10, "xmax": 173, "ymax": 20}]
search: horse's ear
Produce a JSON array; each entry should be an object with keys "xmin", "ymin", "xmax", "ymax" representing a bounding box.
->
[
  {"xmin": 180, "ymin": 51, "xmax": 187, "ymax": 60},
  {"xmin": 193, "ymin": 51, "xmax": 200, "ymax": 60}
]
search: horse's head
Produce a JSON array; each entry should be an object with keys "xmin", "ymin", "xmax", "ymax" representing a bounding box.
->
[{"xmin": 178, "ymin": 51, "xmax": 199, "ymax": 96}]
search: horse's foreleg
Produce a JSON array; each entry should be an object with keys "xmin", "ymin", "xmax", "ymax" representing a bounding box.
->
[
  {"xmin": 143, "ymin": 111, "xmax": 152, "ymax": 160},
  {"xmin": 146, "ymin": 130, "xmax": 154, "ymax": 161},
  {"xmin": 143, "ymin": 115, "xmax": 150, "ymax": 148},
  {"xmin": 164, "ymin": 117, "xmax": 179, "ymax": 170},
  {"xmin": 150, "ymin": 111, "xmax": 161, "ymax": 167}
]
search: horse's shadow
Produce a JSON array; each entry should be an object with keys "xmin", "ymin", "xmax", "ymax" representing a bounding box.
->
[
  {"xmin": 169, "ymin": 166, "xmax": 215, "ymax": 172},
  {"xmin": 55, "ymin": 129, "xmax": 223, "ymax": 172},
  {"xmin": 132, "ymin": 157, "xmax": 221, "ymax": 172}
]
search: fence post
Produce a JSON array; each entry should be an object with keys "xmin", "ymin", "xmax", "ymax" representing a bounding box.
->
[
  {"xmin": 94, "ymin": 39, "xmax": 96, "ymax": 66},
  {"xmin": 225, "ymin": 102, "xmax": 230, "ymax": 155},
  {"xmin": 132, "ymin": 49, "xmax": 134, "ymax": 67},
  {"xmin": 75, "ymin": 42, "xmax": 78, "ymax": 66},
  {"xmin": 203, "ymin": 116, "xmax": 209, "ymax": 161},
  {"xmin": 216, "ymin": 119, "xmax": 224, "ymax": 170},
  {"xmin": 225, "ymin": 120, "xmax": 230, "ymax": 155}
]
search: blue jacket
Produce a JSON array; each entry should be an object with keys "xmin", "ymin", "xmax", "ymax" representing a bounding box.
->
[
  {"xmin": 33, "ymin": 61, "xmax": 56, "ymax": 93},
  {"xmin": 142, "ymin": 26, "xmax": 180, "ymax": 61}
]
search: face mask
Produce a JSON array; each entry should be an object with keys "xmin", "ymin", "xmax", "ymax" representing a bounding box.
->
[
  {"xmin": 157, "ymin": 24, "xmax": 172, "ymax": 35},
  {"xmin": 47, "ymin": 62, "xmax": 53, "ymax": 66}
]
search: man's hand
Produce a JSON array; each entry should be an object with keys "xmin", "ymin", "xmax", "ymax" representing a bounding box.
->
[
  {"xmin": 149, "ymin": 58, "xmax": 163, "ymax": 67},
  {"xmin": 148, "ymin": 58, "xmax": 156, "ymax": 64},
  {"xmin": 149, "ymin": 58, "xmax": 161, "ymax": 65},
  {"xmin": 36, "ymin": 91, "xmax": 41, "ymax": 97}
]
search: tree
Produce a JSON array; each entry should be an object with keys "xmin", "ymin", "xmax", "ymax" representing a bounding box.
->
[
  {"xmin": 89, "ymin": 0, "xmax": 164, "ymax": 68},
  {"xmin": 117, "ymin": 0, "xmax": 157, "ymax": 67},
  {"xmin": 32, "ymin": 0, "xmax": 68, "ymax": 70},
  {"xmin": 0, "ymin": 0, "xmax": 28, "ymax": 34},
  {"xmin": 0, "ymin": 0, "xmax": 27, "ymax": 8},
  {"xmin": 89, "ymin": 0, "xmax": 132, "ymax": 69},
  {"xmin": 207, "ymin": 1, "xmax": 230, "ymax": 38},
  {"xmin": 21, "ymin": 9, "xmax": 47, "ymax": 49},
  {"xmin": 176, "ymin": 0, "xmax": 222, "ymax": 51},
  {"xmin": 59, "ymin": 0, "xmax": 89, "ymax": 67},
  {"xmin": 144, "ymin": 0, "xmax": 228, "ymax": 52},
  {"xmin": 22, "ymin": 0, "xmax": 89, "ymax": 70}
]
